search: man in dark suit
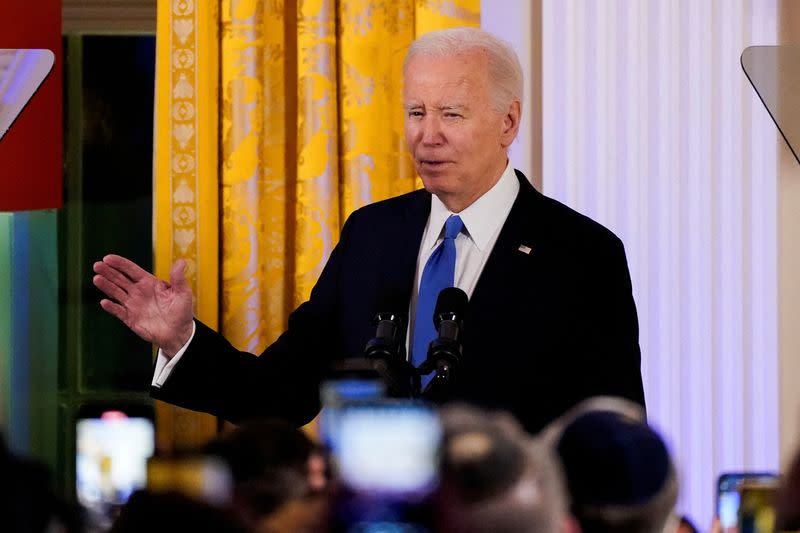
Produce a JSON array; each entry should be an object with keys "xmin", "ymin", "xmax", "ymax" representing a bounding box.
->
[{"xmin": 93, "ymin": 28, "xmax": 644, "ymax": 434}]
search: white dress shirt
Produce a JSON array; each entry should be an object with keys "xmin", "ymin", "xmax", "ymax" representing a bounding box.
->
[
  {"xmin": 153, "ymin": 161, "xmax": 520, "ymax": 387},
  {"xmin": 406, "ymin": 160, "xmax": 519, "ymax": 357}
]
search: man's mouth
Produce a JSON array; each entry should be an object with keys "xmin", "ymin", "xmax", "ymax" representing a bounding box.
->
[{"xmin": 418, "ymin": 159, "xmax": 451, "ymax": 169}]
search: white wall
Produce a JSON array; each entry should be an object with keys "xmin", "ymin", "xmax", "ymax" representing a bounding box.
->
[
  {"xmin": 481, "ymin": 0, "xmax": 535, "ymax": 181},
  {"xmin": 540, "ymin": 0, "xmax": 780, "ymax": 526}
]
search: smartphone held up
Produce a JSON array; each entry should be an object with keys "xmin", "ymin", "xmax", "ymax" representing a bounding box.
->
[{"xmin": 717, "ymin": 471, "xmax": 780, "ymax": 533}]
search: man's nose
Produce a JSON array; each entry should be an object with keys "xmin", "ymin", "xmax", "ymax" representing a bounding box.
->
[{"xmin": 420, "ymin": 116, "xmax": 444, "ymax": 145}]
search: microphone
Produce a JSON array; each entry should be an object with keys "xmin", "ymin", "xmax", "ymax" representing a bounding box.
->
[
  {"xmin": 364, "ymin": 312, "xmax": 403, "ymax": 362},
  {"xmin": 419, "ymin": 287, "xmax": 468, "ymax": 401},
  {"xmin": 364, "ymin": 311, "xmax": 418, "ymax": 397}
]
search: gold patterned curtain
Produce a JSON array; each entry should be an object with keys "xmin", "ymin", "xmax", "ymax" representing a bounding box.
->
[{"xmin": 153, "ymin": 0, "xmax": 479, "ymax": 449}]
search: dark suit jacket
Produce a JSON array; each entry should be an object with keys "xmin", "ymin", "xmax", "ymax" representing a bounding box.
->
[{"xmin": 152, "ymin": 170, "xmax": 645, "ymax": 434}]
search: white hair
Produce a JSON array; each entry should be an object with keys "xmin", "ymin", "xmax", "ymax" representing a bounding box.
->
[{"xmin": 404, "ymin": 27, "xmax": 524, "ymax": 113}]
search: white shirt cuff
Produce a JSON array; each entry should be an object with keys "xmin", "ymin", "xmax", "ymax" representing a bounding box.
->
[{"xmin": 151, "ymin": 320, "xmax": 197, "ymax": 388}]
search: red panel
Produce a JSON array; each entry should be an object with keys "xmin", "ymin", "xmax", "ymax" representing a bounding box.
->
[{"xmin": 0, "ymin": 0, "xmax": 62, "ymax": 211}]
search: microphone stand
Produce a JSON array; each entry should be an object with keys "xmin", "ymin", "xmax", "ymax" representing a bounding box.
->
[
  {"xmin": 364, "ymin": 312, "xmax": 418, "ymax": 398},
  {"xmin": 419, "ymin": 310, "xmax": 464, "ymax": 403}
]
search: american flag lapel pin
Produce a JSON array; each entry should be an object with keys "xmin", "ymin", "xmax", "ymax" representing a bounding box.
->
[{"xmin": 518, "ymin": 244, "xmax": 532, "ymax": 255}]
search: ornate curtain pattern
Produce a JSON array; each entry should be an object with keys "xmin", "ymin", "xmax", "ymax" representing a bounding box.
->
[
  {"xmin": 154, "ymin": 0, "xmax": 479, "ymax": 447},
  {"xmin": 154, "ymin": 0, "xmax": 220, "ymax": 450},
  {"xmin": 338, "ymin": 0, "xmax": 415, "ymax": 219}
]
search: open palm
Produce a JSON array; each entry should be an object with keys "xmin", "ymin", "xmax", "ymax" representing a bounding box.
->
[{"xmin": 92, "ymin": 255, "xmax": 194, "ymax": 356}]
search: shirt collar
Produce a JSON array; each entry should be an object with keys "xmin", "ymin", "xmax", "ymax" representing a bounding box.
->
[{"xmin": 424, "ymin": 161, "xmax": 520, "ymax": 252}]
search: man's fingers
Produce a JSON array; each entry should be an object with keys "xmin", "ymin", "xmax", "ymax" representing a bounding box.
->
[
  {"xmin": 99, "ymin": 298, "xmax": 127, "ymax": 322},
  {"xmin": 169, "ymin": 259, "xmax": 188, "ymax": 289},
  {"xmin": 93, "ymin": 275, "xmax": 128, "ymax": 303},
  {"xmin": 93, "ymin": 261, "xmax": 134, "ymax": 291},
  {"xmin": 103, "ymin": 254, "xmax": 150, "ymax": 282}
]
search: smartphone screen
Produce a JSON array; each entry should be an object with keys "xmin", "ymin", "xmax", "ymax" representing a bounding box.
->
[
  {"xmin": 738, "ymin": 481, "xmax": 779, "ymax": 533},
  {"xmin": 319, "ymin": 362, "xmax": 386, "ymax": 453},
  {"xmin": 76, "ymin": 405, "xmax": 155, "ymax": 529},
  {"xmin": 334, "ymin": 400, "xmax": 441, "ymax": 495},
  {"xmin": 329, "ymin": 400, "xmax": 442, "ymax": 532},
  {"xmin": 717, "ymin": 472, "xmax": 779, "ymax": 530}
]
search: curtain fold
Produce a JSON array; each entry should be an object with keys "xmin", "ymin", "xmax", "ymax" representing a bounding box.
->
[
  {"xmin": 338, "ymin": 0, "xmax": 416, "ymax": 219},
  {"xmin": 154, "ymin": 0, "xmax": 478, "ymax": 447}
]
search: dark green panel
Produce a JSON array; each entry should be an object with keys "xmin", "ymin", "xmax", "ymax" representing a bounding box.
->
[
  {"xmin": 57, "ymin": 402, "xmax": 76, "ymax": 500},
  {"xmin": 58, "ymin": 33, "xmax": 156, "ymax": 497},
  {"xmin": 77, "ymin": 35, "xmax": 156, "ymax": 392}
]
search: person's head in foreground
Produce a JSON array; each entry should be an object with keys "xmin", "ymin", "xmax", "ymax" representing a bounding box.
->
[
  {"xmin": 202, "ymin": 419, "xmax": 328, "ymax": 531},
  {"xmin": 543, "ymin": 397, "xmax": 679, "ymax": 533},
  {"xmin": 437, "ymin": 404, "xmax": 579, "ymax": 533}
]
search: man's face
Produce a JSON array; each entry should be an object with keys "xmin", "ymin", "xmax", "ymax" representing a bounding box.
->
[{"xmin": 403, "ymin": 48, "xmax": 520, "ymax": 212}]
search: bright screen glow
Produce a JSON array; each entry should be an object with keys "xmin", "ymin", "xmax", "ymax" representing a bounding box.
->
[
  {"xmin": 335, "ymin": 404, "xmax": 442, "ymax": 495},
  {"xmin": 76, "ymin": 416, "xmax": 155, "ymax": 508}
]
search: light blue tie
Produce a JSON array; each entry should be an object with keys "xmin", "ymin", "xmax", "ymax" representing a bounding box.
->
[{"xmin": 412, "ymin": 215, "xmax": 464, "ymax": 388}]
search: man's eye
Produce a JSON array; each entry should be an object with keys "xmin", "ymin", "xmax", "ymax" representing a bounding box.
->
[
  {"xmin": 444, "ymin": 112, "xmax": 462, "ymax": 119},
  {"xmin": 408, "ymin": 111, "xmax": 424, "ymax": 117}
]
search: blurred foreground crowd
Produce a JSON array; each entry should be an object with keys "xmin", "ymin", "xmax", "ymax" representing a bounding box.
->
[{"xmin": 3, "ymin": 396, "xmax": 799, "ymax": 533}]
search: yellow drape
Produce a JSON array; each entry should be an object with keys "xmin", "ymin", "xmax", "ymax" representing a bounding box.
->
[
  {"xmin": 153, "ymin": 0, "xmax": 220, "ymax": 450},
  {"xmin": 154, "ymin": 0, "xmax": 479, "ymax": 448}
]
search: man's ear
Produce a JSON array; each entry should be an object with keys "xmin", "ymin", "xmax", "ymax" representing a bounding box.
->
[{"xmin": 500, "ymin": 100, "xmax": 522, "ymax": 147}]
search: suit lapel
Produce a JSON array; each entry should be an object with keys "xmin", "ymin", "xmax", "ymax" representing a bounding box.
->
[
  {"xmin": 379, "ymin": 190, "xmax": 431, "ymax": 341},
  {"xmin": 469, "ymin": 170, "xmax": 543, "ymax": 313},
  {"xmin": 397, "ymin": 189, "xmax": 431, "ymax": 287}
]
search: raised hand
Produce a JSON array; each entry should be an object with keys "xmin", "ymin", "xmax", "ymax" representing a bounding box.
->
[{"xmin": 92, "ymin": 255, "xmax": 194, "ymax": 358}]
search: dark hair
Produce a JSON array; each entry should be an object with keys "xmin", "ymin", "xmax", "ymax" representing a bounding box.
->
[
  {"xmin": 436, "ymin": 404, "xmax": 569, "ymax": 533},
  {"xmin": 203, "ymin": 419, "xmax": 316, "ymax": 483},
  {"xmin": 0, "ymin": 433, "xmax": 82, "ymax": 532},
  {"xmin": 202, "ymin": 419, "xmax": 321, "ymax": 516},
  {"xmin": 110, "ymin": 490, "xmax": 248, "ymax": 533}
]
